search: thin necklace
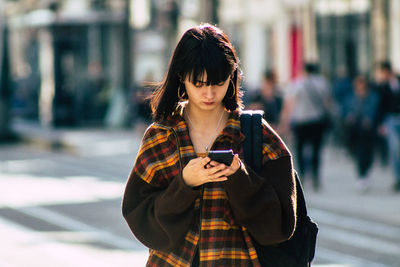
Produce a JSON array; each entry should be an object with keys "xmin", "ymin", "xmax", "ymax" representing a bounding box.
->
[{"xmin": 186, "ymin": 108, "xmax": 225, "ymax": 152}]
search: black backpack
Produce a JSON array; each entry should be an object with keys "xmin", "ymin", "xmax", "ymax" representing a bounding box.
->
[{"xmin": 240, "ymin": 111, "xmax": 318, "ymax": 267}]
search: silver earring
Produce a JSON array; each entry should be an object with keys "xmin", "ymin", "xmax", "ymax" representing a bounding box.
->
[
  {"xmin": 229, "ymin": 80, "xmax": 236, "ymax": 98},
  {"xmin": 178, "ymin": 84, "xmax": 187, "ymax": 100}
]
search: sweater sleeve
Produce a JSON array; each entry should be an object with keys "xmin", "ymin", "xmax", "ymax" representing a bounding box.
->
[
  {"xmin": 122, "ymin": 126, "xmax": 200, "ymax": 252},
  {"xmin": 223, "ymin": 156, "xmax": 296, "ymax": 245},
  {"xmin": 223, "ymin": 120, "xmax": 296, "ymax": 245}
]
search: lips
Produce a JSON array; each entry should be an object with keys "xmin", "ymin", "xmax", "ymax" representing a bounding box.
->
[{"xmin": 203, "ymin": 101, "xmax": 215, "ymax": 105}]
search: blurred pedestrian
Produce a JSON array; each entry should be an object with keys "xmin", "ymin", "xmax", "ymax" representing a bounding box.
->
[
  {"xmin": 122, "ymin": 24, "xmax": 296, "ymax": 266},
  {"xmin": 374, "ymin": 62, "xmax": 400, "ymax": 192},
  {"xmin": 331, "ymin": 66, "xmax": 354, "ymax": 144},
  {"xmin": 248, "ymin": 69, "xmax": 283, "ymax": 128},
  {"xmin": 332, "ymin": 65, "xmax": 353, "ymax": 114},
  {"xmin": 343, "ymin": 75, "xmax": 380, "ymax": 192},
  {"xmin": 372, "ymin": 63, "xmax": 390, "ymax": 168},
  {"xmin": 280, "ymin": 62, "xmax": 332, "ymax": 191}
]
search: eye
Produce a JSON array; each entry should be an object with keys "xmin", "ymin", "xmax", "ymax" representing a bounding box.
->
[
  {"xmin": 193, "ymin": 81, "xmax": 206, "ymax": 87},
  {"xmin": 194, "ymin": 82, "xmax": 204, "ymax": 88},
  {"xmin": 217, "ymin": 81, "xmax": 226, "ymax": 86}
]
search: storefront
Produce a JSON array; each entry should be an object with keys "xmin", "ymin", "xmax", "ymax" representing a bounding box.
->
[
  {"xmin": 9, "ymin": 9, "xmax": 130, "ymax": 127},
  {"xmin": 315, "ymin": 0, "xmax": 371, "ymax": 79}
]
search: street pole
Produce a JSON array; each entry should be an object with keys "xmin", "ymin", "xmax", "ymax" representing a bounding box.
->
[
  {"xmin": 105, "ymin": 0, "xmax": 133, "ymax": 128},
  {"xmin": 122, "ymin": 0, "xmax": 133, "ymax": 127},
  {"xmin": 372, "ymin": 0, "xmax": 388, "ymax": 63},
  {"xmin": 303, "ymin": 1, "xmax": 318, "ymax": 63},
  {"xmin": 211, "ymin": 0, "xmax": 219, "ymax": 25},
  {"xmin": 0, "ymin": 2, "xmax": 14, "ymax": 142}
]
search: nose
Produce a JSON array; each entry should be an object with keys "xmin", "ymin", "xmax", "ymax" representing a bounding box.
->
[{"xmin": 204, "ymin": 85, "xmax": 215, "ymax": 99}]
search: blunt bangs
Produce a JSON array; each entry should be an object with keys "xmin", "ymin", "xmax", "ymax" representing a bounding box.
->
[{"xmin": 182, "ymin": 45, "xmax": 234, "ymax": 85}]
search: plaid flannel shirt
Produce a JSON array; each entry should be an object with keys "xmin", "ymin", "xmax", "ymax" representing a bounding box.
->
[{"xmin": 122, "ymin": 109, "xmax": 296, "ymax": 267}]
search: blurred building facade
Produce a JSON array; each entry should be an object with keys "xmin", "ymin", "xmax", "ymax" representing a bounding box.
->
[
  {"xmin": 219, "ymin": 0, "xmax": 400, "ymax": 89},
  {"xmin": 5, "ymin": 0, "xmax": 180, "ymax": 127},
  {"xmin": 2, "ymin": 0, "xmax": 400, "ymax": 128}
]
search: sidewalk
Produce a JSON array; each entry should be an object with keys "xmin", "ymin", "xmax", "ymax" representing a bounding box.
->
[
  {"xmin": 11, "ymin": 119, "xmax": 143, "ymax": 157},
  {"xmin": 10, "ymin": 119, "xmax": 400, "ymax": 226},
  {"xmin": 306, "ymin": 145, "xmax": 400, "ymax": 226}
]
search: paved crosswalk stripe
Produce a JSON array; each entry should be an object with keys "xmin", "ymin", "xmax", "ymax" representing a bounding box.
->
[
  {"xmin": 310, "ymin": 208, "xmax": 400, "ymax": 239},
  {"xmin": 18, "ymin": 206, "xmax": 145, "ymax": 250},
  {"xmin": 316, "ymin": 247, "xmax": 389, "ymax": 267},
  {"xmin": 0, "ymin": 216, "xmax": 148, "ymax": 267},
  {"xmin": 318, "ymin": 224, "xmax": 400, "ymax": 255}
]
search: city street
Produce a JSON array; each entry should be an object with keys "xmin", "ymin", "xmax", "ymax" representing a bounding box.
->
[
  {"xmin": 0, "ymin": 127, "xmax": 399, "ymax": 267},
  {"xmin": 1, "ymin": 1, "xmax": 400, "ymax": 266},
  {"xmin": 0, "ymin": 142, "xmax": 148, "ymax": 267}
]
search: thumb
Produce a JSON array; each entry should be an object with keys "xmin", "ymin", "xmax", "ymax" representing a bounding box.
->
[{"xmin": 201, "ymin": 157, "xmax": 211, "ymax": 166}]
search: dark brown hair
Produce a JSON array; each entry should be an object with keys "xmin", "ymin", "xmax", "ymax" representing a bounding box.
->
[{"xmin": 149, "ymin": 24, "xmax": 242, "ymax": 122}]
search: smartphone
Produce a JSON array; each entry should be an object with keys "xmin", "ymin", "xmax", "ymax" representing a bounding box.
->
[{"xmin": 208, "ymin": 150, "xmax": 234, "ymax": 166}]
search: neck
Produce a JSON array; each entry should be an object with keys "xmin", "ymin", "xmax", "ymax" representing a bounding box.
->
[{"xmin": 185, "ymin": 104, "xmax": 226, "ymax": 131}]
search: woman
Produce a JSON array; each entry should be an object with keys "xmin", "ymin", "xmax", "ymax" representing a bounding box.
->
[{"xmin": 122, "ymin": 24, "xmax": 296, "ymax": 267}]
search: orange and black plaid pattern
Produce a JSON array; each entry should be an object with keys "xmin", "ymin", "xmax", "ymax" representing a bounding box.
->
[{"xmin": 133, "ymin": 110, "xmax": 290, "ymax": 266}]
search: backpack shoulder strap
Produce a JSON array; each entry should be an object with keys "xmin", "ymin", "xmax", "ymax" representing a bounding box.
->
[
  {"xmin": 240, "ymin": 110, "xmax": 309, "ymax": 216},
  {"xmin": 240, "ymin": 111, "xmax": 253, "ymax": 168},
  {"xmin": 294, "ymin": 171, "xmax": 308, "ymax": 216},
  {"xmin": 240, "ymin": 110, "xmax": 264, "ymax": 173}
]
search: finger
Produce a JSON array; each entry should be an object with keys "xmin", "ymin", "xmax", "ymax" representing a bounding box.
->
[
  {"xmin": 231, "ymin": 154, "xmax": 241, "ymax": 169},
  {"xmin": 229, "ymin": 154, "xmax": 238, "ymax": 166},
  {"xmin": 217, "ymin": 167, "xmax": 234, "ymax": 177},
  {"xmin": 209, "ymin": 176, "xmax": 228, "ymax": 183},
  {"xmin": 208, "ymin": 161, "xmax": 218, "ymax": 167},
  {"xmin": 206, "ymin": 164, "xmax": 227, "ymax": 175},
  {"xmin": 209, "ymin": 167, "xmax": 230, "ymax": 179},
  {"xmin": 209, "ymin": 161, "xmax": 225, "ymax": 167},
  {"xmin": 201, "ymin": 157, "xmax": 211, "ymax": 166},
  {"xmin": 205, "ymin": 162, "xmax": 215, "ymax": 169}
]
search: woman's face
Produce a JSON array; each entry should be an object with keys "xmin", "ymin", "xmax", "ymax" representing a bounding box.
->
[{"xmin": 184, "ymin": 73, "xmax": 230, "ymax": 111}]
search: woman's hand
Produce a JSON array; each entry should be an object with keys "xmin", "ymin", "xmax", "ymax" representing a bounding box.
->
[
  {"xmin": 207, "ymin": 154, "xmax": 241, "ymax": 177},
  {"xmin": 182, "ymin": 155, "xmax": 241, "ymax": 187}
]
